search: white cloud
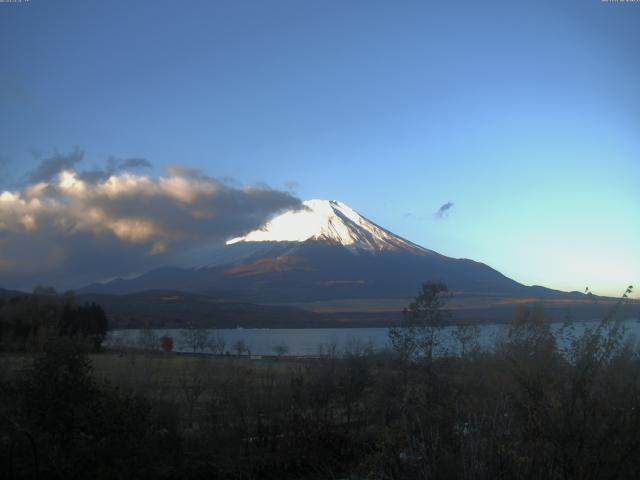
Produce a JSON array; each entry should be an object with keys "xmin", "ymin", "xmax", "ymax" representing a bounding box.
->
[{"xmin": 0, "ymin": 158, "xmax": 302, "ymax": 290}]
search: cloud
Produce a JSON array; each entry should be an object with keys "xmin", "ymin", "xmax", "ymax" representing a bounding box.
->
[
  {"xmin": 77, "ymin": 156, "xmax": 152, "ymax": 182},
  {"xmin": 0, "ymin": 155, "xmax": 302, "ymax": 290},
  {"xmin": 118, "ymin": 157, "xmax": 152, "ymax": 170},
  {"xmin": 24, "ymin": 151, "xmax": 153, "ymax": 185},
  {"xmin": 25, "ymin": 149, "xmax": 84, "ymax": 184},
  {"xmin": 435, "ymin": 201, "xmax": 454, "ymax": 219}
]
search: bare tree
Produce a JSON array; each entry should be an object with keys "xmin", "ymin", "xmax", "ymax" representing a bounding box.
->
[
  {"xmin": 180, "ymin": 323, "xmax": 208, "ymax": 353},
  {"xmin": 206, "ymin": 330, "xmax": 226, "ymax": 355},
  {"xmin": 233, "ymin": 339, "xmax": 250, "ymax": 356},
  {"xmin": 272, "ymin": 342, "xmax": 289, "ymax": 357},
  {"xmin": 453, "ymin": 320, "xmax": 481, "ymax": 357},
  {"xmin": 317, "ymin": 338, "xmax": 339, "ymax": 359},
  {"xmin": 136, "ymin": 326, "xmax": 159, "ymax": 351}
]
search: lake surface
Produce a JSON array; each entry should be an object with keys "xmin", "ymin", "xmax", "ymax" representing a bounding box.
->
[{"xmin": 106, "ymin": 318, "xmax": 640, "ymax": 357}]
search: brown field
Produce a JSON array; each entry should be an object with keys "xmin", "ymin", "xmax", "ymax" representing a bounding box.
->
[{"xmin": 1, "ymin": 351, "xmax": 310, "ymax": 416}]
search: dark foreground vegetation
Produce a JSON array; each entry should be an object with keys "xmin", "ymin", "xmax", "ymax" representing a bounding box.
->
[
  {"xmin": 1, "ymin": 284, "xmax": 639, "ymax": 479},
  {"xmin": 0, "ymin": 287, "xmax": 107, "ymax": 353}
]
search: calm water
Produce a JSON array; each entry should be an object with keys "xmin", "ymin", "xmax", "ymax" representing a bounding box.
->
[{"xmin": 107, "ymin": 319, "xmax": 640, "ymax": 357}]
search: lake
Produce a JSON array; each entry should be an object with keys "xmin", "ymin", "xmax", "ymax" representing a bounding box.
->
[{"xmin": 106, "ymin": 318, "xmax": 640, "ymax": 357}]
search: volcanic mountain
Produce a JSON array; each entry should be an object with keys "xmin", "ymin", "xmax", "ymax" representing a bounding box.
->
[{"xmin": 82, "ymin": 200, "xmax": 580, "ymax": 307}]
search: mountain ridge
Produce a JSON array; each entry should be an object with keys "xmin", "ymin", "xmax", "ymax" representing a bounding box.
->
[{"xmin": 79, "ymin": 199, "xmax": 590, "ymax": 307}]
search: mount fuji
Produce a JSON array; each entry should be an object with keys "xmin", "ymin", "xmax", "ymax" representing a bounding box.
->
[
  {"xmin": 226, "ymin": 199, "xmax": 429, "ymax": 254},
  {"xmin": 82, "ymin": 200, "xmax": 578, "ymax": 308}
]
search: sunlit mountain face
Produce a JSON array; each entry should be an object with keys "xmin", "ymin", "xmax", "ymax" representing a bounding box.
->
[
  {"xmin": 82, "ymin": 199, "xmax": 582, "ymax": 305},
  {"xmin": 227, "ymin": 199, "xmax": 430, "ymax": 254}
]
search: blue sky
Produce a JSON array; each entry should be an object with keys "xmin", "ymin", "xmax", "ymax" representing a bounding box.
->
[{"xmin": 0, "ymin": 0, "xmax": 638, "ymax": 297}]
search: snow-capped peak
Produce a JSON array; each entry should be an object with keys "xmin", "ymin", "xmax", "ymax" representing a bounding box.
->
[{"xmin": 227, "ymin": 199, "xmax": 429, "ymax": 254}]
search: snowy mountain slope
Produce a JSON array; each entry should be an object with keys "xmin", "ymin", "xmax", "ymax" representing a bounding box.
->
[
  {"xmin": 227, "ymin": 199, "xmax": 432, "ymax": 255},
  {"xmin": 81, "ymin": 199, "xmax": 578, "ymax": 303}
]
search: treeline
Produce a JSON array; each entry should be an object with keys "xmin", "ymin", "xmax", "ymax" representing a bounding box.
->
[
  {"xmin": 1, "ymin": 284, "xmax": 639, "ymax": 479},
  {"xmin": 0, "ymin": 287, "xmax": 107, "ymax": 352}
]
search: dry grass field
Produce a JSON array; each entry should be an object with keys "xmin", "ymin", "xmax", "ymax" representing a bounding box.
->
[{"xmin": 1, "ymin": 351, "xmax": 313, "ymax": 424}]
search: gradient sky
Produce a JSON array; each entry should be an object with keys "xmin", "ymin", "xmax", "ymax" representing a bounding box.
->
[{"xmin": 1, "ymin": 0, "xmax": 638, "ymax": 297}]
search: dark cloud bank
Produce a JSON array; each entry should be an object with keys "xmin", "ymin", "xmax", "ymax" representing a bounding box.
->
[{"xmin": 0, "ymin": 151, "xmax": 302, "ymax": 290}]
